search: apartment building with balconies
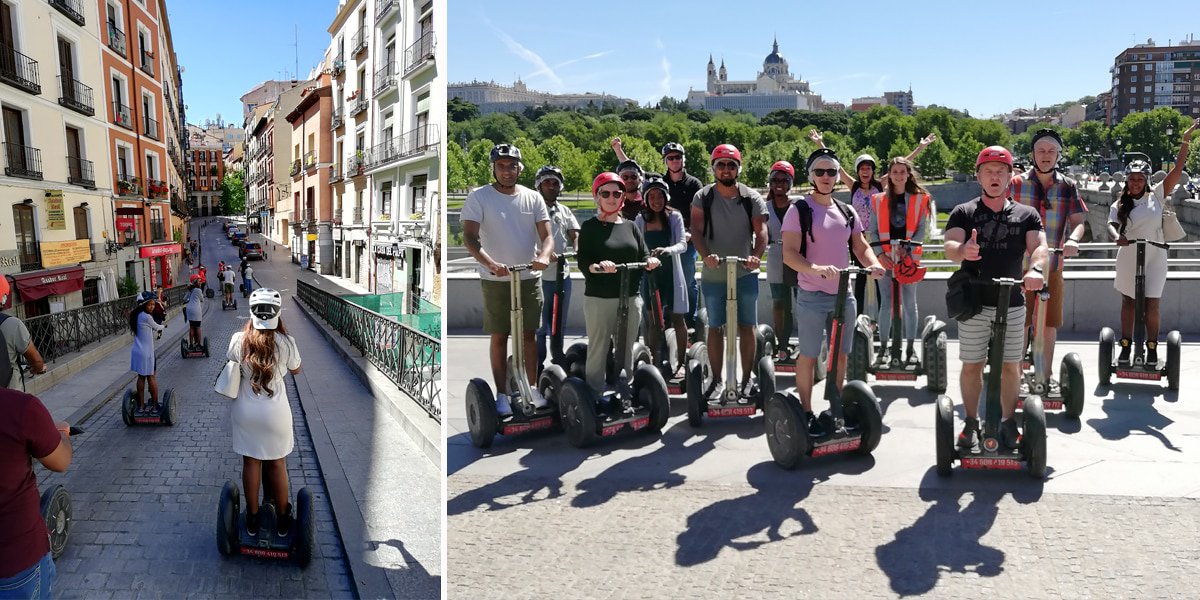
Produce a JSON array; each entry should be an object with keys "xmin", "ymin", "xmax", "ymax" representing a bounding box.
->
[
  {"xmin": 284, "ymin": 78, "xmax": 333, "ymax": 273},
  {"xmin": 186, "ymin": 125, "xmax": 224, "ymax": 217},
  {"xmin": 155, "ymin": 0, "xmax": 187, "ymax": 248}
]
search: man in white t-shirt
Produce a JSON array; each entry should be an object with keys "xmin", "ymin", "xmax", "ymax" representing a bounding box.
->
[{"xmin": 462, "ymin": 144, "xmax": 554, "ymax": 416}]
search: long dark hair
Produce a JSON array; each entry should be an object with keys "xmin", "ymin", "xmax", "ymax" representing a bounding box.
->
[
  {"xmin": 240, "ymin": 319, "xmax": 290, "ymax": 396},
  {"xmin": 851, "ymin": 169, "xmax": 883, "ymax": 197},
  {"xmin": 641, "ymin": 187, "xmax": 678, "ymax": 228},
  {"xmin": 1116, "ymin": 189, "xmax": 1138, "ymax": 235},
  {"xmin": 128, "ymin": 302, "xmax": 151, "ymax": 335}
]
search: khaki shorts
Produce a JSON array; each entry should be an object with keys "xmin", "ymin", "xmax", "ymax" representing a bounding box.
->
[
  {"xmin": 481, "ymin": 277, "xmax": 543, "ymax": 334},
  {"xmin": 1024, "ymin": 267, "xmax": 1064, "ymax": 329}
]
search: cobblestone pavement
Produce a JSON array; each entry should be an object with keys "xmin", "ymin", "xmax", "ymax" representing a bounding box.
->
[{"xmin": 448, "ymin": 334, "xmax": 1200, "ymax": 598}]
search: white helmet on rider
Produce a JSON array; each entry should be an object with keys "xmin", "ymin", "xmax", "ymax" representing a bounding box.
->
[{"xmin": 248, "ymin": 288, "xmax": 282, "ymax": 330}]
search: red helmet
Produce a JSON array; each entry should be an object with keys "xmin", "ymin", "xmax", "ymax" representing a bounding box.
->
[
  {"xmin": 770, "ymin": 160, "xmax": 795, "ymax": 180},
  {"xmin": 710, "ymin": 144, "xmax": 742, "ymax": 165},
  {"xmin": 893, "ymin": 255, "xmax": 927, "ymax": 284},
  {"xmin": 0, "ymin": 275, "xmax": 9, "ymax": 303},
  {"xmin": 591, "ymin": 172, "xmax": 623, "ymax": 197},
  {"xmin": 975, "ymin": 146, "xmax": 1013, "ymax": 170}
]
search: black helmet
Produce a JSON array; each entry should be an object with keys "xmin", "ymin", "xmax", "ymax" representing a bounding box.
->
[
  {"xmin": 641, "ymin": 173, "xmax": 671, "ymax": 201},
  {"xmin": 1030, "ymin": 128, "xmax": 1063, "ymax": 149},
  {"xmin": 534, "ymin": 165, "xmax": 565, "ymax": 188},
  {"xmin": 489, "ymin": 143, "xmax": 522, "ymax": 164},
  {"xmin": 1124, "ymin": 158, "xmax": 1153, "ymax": 178},
  {"xmin": 616, "ymin": 159, "xmax": 643, "ymax": 175},
  {"xmin": 805, "ymin": 148, "xmax": 839, "ymax": 171},
  {"xmin": 660, "ymin": 142, "xmax": 685, "ymax": 157}
]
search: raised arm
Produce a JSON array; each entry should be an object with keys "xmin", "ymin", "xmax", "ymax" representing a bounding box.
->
[
  {"xmin": 610, "ymin": 137, "xmax": 630, "ymax": 164},
  {"xmin": 809, "ymin": 129, "xmax": 855, "ymax": 188},
  {"xmin": 1163, "ymin": 118, "xmax": 1198, "ymax": 195},
  {"xmin": 904, "ymin": 133, "xmax": 937, "ymax": 162}
]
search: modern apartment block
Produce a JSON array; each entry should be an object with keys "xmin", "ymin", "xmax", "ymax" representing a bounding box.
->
[{"xmin": 1110, "ymin": 36, "xmax": 1200, "ymax": 122}]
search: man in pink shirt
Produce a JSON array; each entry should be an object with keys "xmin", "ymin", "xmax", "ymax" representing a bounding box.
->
[{"xmin": 781, "ymin": 149, "xmax": 885, "ymax": 437}]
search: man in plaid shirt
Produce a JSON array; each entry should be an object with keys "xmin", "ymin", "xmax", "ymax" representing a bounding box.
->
[{"xmin": 1010, "ymin": 128, "xmax": 1086, "ymax": 385}]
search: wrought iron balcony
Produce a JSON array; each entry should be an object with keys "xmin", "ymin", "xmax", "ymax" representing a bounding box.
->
[
  {"xmin": 290, "ymin": 159, "xmax": 301, "ymax": 177},
  {"xmin": 19, "ymin": 241, "xmax": 42, "ymax": 272},
  {"xmin": 112, "ymin": 101, "xmax": 133, "ymax": 129},
  {"xmin": 367, "ymin": 124, "xmax": 439, "ymax": 168},
  {"xmin": 139, "ymin": 51, "xmax": 154, "ymax": 77},
  {"xmin": 149, "ymin": 219, "xmax": 166, "ymax": 242},
  {"xmin": 304, "ymin": 150, "xmax": 316, "ymax": 170},
  {"xmin": 107, "ymin": 24, "xmax": 126, "ymax": 57},
  {"xmin": 353, "ymin": 206, "xmax": 364, "ymax": 224},
  {"xmin": 116, "ymin": 174, "xmax": 140, "ymax": 196},
  {"xmin": 331, "ymin": 105, "xmax": 344, "ymax": 130},
  {"xmin": 4, "ymin": 143, "xmax": 43, "ymax": 180},
  {"xmin": 331, "ymin": 55, "xmax": 345, "ymax": 76},
  {"xmin": 0, "ymin": 42, "xmax": 42, "ymax": 95},
  {"xmin": 349, "ymin": 152, "xmax": 368, "ymax": 176},
  {"xmin": 67, "ymin": 156, "xmax": 95, "ymax": 188},
  {"xmin": 403, "ymin": 31, "xmax": 436, "ymax": 76},
  {"xmin": 351, "ymin": 27, "xmax": 368, "ymax": 55},
  {"xmin": 143, "ymin": 116, "xmax": 159, "ymax": 140},
  {"xmin": 376, "ymin": 0, "xmax": 396, "ymax": 19},
  {"xmin": 57, "ymin": 75, "xmax": 94, "ymax": 116},
  {"xmin": 374, "ymin": 61, "xmax": 396, "ymax": 95},
  {"xmin": 349, "ymin": 96, "xmax": 369, "ymax": 117},
  {"xmin": 328, "ymin": 164, "xmax": 343, "ymax": 184},
  {"xmin": 146, "ymin": 179, "xmax": 168, "ymax": 199},
  {"xmin": 50, "ymin": 0, "xmax": 86, "ymax": 25}
]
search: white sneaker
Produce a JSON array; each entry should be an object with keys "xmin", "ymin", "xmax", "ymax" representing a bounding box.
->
[
  {"xmin": 495, "ymin": 393, "xmax": 513, "ymax": 417},
  {"xmin": 529, "ymin": 388, "xmax": 550, "ymax": 409}
]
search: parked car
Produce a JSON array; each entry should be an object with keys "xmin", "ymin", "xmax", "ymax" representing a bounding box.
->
[
  {"xmin": 231, "ymin": 232, "xmax": 247, "ymax": 246},
  {"xmin": 226, "ymin": 227, "xmax": 240, "ymax": 240},
  {"xmin": 240, "ymin": 242, "xmax": 264, "ymax": 260}
]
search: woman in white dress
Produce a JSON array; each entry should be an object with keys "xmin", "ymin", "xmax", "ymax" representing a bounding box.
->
[
  {"xmin": 228, "ymin": 288, "xmax": 302, "ymax": 537},
  {"xmin": 184, "ymin": 280, "xmax": 205, "ymax": 348},
  {"xmin": 128, "ymin": 291, "xmax": 165, "ymax": 412},
  {"xmin": 1107, "ymin": 118, "xmax": 1197, "ymax": 365}
]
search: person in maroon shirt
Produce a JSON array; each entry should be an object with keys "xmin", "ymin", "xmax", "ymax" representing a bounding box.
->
[{"xmin": 0, "ymin": 389, "xmax": 73, "ymax": 597}]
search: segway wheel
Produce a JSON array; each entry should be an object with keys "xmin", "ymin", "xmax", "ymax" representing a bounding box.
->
[
  {"xmin": 293, "ymin": 487, "xmax": 315, "ymax": 568},
  {"xmin": 845, "ymin": 381, "xmax": 882, "ymax": 455},
  {"xmin": 564, "ymin": 342, "xmax": 588, "ymax": 380},
  {"xmin": 559, "ymin": 378, "xmax": 598, "ymax": 448},
  {"xmin": 686, "ymin": 357, "xmax": 705, "ymax": 428},
  {"xmin": 1167, "ymin": 330, "xmax": 1182, "ymax": 391},
  {"xmin": 120, "ymin": 390, "xmax": 134, "ymax": 426},
  {"xmin": 538, "ymin": 365, "xmax": 567, "ymax": 430},
  {"xmin": 40, "ymin": 485, "xmax": 71, "ymax": 559},
  {"xmin": 934, "ymin": 396, "xmax": 955, "ymax": 476},
  {"xmin": 755, "ymin": 355, "xmax": 775, "ymax": 410},
  {"xmin": 1060, "ymin": 353, "xmax": 1085, "ymax": 418},
  {"xmin": 756, "ymin": 324, "xmax": 775, "ymax": 364},
  {"xmin": 161, "ymin": 389, "xmax": 177, "ymax": 426},
  {"xmin": 1022, "ymin": 395, "xmax": 1048, "ymax": 479},
  {"xmin": 631, "ymin": 342, "xmax": 652, "ymax": 371},
  {"xmin": 203, "ymin": 337, "xmax": 210, "ymax": 358},
  {"xmin": 216, "ymin": 481, "xmax": 241, "ymax": 556},
  {"xmin": 180, "ymin": 337, "xmax": 188, "ymax": 359},
  {"xmin": 633, "ymin": 364, "xmax": 670, "ymax": 433},
  {"xmin": 847, "ymin": 329, "xmax": 870, "ymax": 382},
  {"xmin": 764, "ymin": 391, "xmax": 807, "ymax": 469},
  {"xmin": 927, "ymin": 332, "xmax": 949, "ymax": 394},
  {"xmin": 205, "ymin": 288, "xmax": 215, "ymax": 298},
  {"xmin": 1098, "ymin": 327, "xmax": 1115, "ymax": 386},
  {"xmin": 465, "ymin": 378, "xmax": 498, "ymax": 449}
]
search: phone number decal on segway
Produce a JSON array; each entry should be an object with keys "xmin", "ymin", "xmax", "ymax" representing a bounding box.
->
[
  {"xmin": 961, "ymin": 457, "xmax": 1022, "ymax": 470},
  {"xmin": 811, "ymin": 438, "xmax": 861, "ymax": 457},
  {"xmin": 501, "ymin": 417, "xmax": 554, "ymax": 436},
  {"xmin": 1114, "ymin": 369, "xmax": 1162, "ymax": 381},
  {"xmin": 241, "ymin": 547, "xmax": 290, "ymax": 559},
  {"xmin": 602, "ymin": 417, "xmax": 650, "ymax": 436},
  {"xmin": 709, "ymin": 406, "xmax": 757, "ymax": 418}
]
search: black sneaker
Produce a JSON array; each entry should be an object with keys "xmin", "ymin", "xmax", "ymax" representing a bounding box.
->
[
  {"xmin": 1146, "ymin": 341, "xmax": 1159, "ymax": 367},
  {"xmin": 246, "ymin": 511, "xmax": 260, "ymax": 536},
  {"xmin": 958, "ymin": 417, "xmax": 980, "ymax": 449},
  {"xmin": 805, "ymin": 411, "xmax": 825, "ymax": 437},
  {"xmin": 706, "ymin": 380, "xmax": 726, "ymax": 404},
  {"xmin": 276, "ymin": 503, "xmax": 293, "ymax": 538},
  {"xmin": 1000, "ymin": 418, "xmax": 1021, "ymax": 450},
  {"xmin": 1117, "ymin": 337, "xmax": 1132, "ymax": 364},
  {"xmin": 738, "ymin": 380, "xmax": 755, "ymax": 403}
]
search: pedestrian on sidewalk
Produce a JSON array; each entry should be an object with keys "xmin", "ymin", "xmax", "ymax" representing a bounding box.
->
[
  {"xmin": 185, "ymin": 280, "xmax": 205, "ymax": 349},
  {"xmin": 0, "ymin": 388, "xmax": 73, "ymax": 598},
  {"xmin": 227, "ymin": 288, "xmax": 302, "ymax": 538},
  {"xmin": 129, "ymin": 291, "xmax": 166, "ymax": 413},
  {"xmin": 0, "ymin": 277, "xmax": 47, "ymax": 392}
]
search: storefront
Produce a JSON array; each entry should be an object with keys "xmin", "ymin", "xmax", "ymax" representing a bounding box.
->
[
  {"xmin": 11, "ymin": 265, "xmax": 86, "ymax": 317},
  {"xmin": 139, "ymin": 242, "xmax": 181, "ymax": 289},
  {"xmin": 373, "ymin": 242, "xmax": 405, "ymax": 295}
]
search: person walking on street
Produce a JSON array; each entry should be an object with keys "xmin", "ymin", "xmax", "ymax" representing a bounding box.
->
[
  {"xmin": 228, "ymin": 288, "xmax": 302, "ymax": 538},
  {"xmin": 691, "ymin": 143, "xmax": 768, "ymax": 399},
  {"xmin": 943, "ymin": 146, "xmax": 1048, "ymax": 450},
  {"xmin": 129, "ymin": 291, "xmax": 166, "ymax": 413},
  {"xmin": 0, "ymin": 278, "xmax": 47, "ymax": 392},
  {"xmin": 462, "ymin": 143, "xmax": 554, "ymax": 417}
]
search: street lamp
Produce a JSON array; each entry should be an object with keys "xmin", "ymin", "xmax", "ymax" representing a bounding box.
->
[{"xmin": 1165, "ymin": 126, "xmax": 1175, "ymax": 171}]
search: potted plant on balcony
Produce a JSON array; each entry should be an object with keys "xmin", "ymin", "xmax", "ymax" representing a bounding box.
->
[
  {"xmin": 347, "ymin": 90, "xmax": 360, "ymax": 101},
  {"xmin": 352, "ymin": 150, "xmax": 366, "ymax": 175},
  {"xmin": 118, "ymin": 177, "xmax": 141, "ymax": 196}
]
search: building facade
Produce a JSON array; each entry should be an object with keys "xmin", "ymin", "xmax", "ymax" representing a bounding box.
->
[
  {"xmin": 240, "ymin": 79, "xmax": 300, "ymax": 123},
  {"xmin": 686, "ymin": 39, "xmax": 824, "ymax": 118},
  {"xmin": 449, "ymin": 78, "xmax": 635, "ymax": 115},
  {"xmin": 187, "ymin": 125, "xmax": 224, "ymax": 217},
  {"xmin": 284, "ymin": 79, "xmax": 333, "ymax": 272},
  {"xmin": 1110, "ymin": 37, "xmax": 1200, "ymax": 122}
]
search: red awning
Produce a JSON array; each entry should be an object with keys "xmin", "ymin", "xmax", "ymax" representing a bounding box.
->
[{"xmin": 13, "ymin": 265, "xmax": 86, "ymax": 302}]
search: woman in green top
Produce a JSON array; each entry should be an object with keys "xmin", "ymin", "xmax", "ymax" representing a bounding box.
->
[{"xmin": 576, "ymin": 172, "xmax": 660, "ymax": 397}]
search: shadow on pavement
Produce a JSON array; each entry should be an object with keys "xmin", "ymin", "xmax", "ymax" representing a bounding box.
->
[
  {"xmin": 674, "ymin": 458, "xmax": 875, "ymax": 567},
  {"xmin": 571, "ymin": 417, "xmax": 762, "ymax": 509},
  {"xmin": 369, "ymin": 538, "xmax": 441, "ymax": 598},
  {"xmin": 1085, "ymin": 389, "xmax": 1180, "ymax": 452},
  {"xmin": 875, "ymin": 468, "xmax": 1044, "ymax": 596}
]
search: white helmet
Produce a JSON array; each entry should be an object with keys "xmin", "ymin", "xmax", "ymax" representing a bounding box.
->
[
  {"xmin": 854, "ymin": 154, "xmax": 877, "ymax": 172},
  {"xmin": 248, "ymin": 288, "xmax": 282, "ymax": 330}
]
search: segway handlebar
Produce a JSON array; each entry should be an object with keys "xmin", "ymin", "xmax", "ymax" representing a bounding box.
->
[
  {"xmin": 715, "ymin": 256, "xmax": 755, "ymax": 264},
  {"xmin": 506, "ymin": 263, "xmax": 534, "ymax": 273},
  {"xmin": 973, "ymin": 276, "xmax": 1025, "ymax": 287},
  {"xmin": 613, "ymin": 261, "xmax": 650, "ymax": 270},
  {"xmin": 1130, "ymin": 239, "xmax": 1170, "ymax": 250},
  {"xmin": 869, "ymin": 239, "xmax": 923, "ymax": 249}
]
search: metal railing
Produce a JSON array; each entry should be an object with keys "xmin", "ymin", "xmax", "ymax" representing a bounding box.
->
[
  {"xmin": 107, "ymin": 24, "xmax": 126, "ymax": 57},
  {"xmin": 143, "ymin": 116, "xmax": 159, "ymax": 140},
  {"xmin": 376, "ymin": 0, "xmax": 396, "ymax": 19},
  {"xmin": 18, "ymin": 240, "xmax": 41, "ymax": 272},
  {"xmin": 146, "ymin": 178, "xmax": 167, "ymax": 199},
  {"xmin": 4, "ymin": 142, "xmax": 43, "ymax": 180},
  {"xmin": 351, "ymin": 27, "xmax": 368, "ymax": 54},
  {"xmin": 374, "ymin": 61, "xmax": 396, "ymax": 94},
  {"xmin": 403, "ymin": 31, "xmax": 435, "ymax": 75},
  {"xmin": 25, "ymin": 285, "xmax": 188, "ymax": 364},
  {"xmin": 57, "ymin": 75, "xmax": 94, "ymax": 115},
  {"xmin": 331, "ymin": 105, "xmax": 343, "ymax": 130},
  {"xmin": 50, "ymin": 0, "xmax": 86, "ymax": 25},
  {"xmin": 303, "ymin": 150, "xmax": 316, "ymax": 170},
  {"xmin": 290, "ymin": 159, "xmax": 301, "ymax": 177},
  {"xmin": 328, "ymin": 164, "xmax": 342, "ymax": 183},
  {"xmin": 149, "ymin": 218, "xmax": 166, "ymax": 241},
  {"xmin": 112, "ymin": 101, "xmax": 133, "ymax": 129},
  {"xmin": 139, "ymin": 51, "xmax": 154, "ymax": 76},
  {"xmin": 331, "ymin": 54, "xmax": 345, "ymax": 76},
  {"xmin": 353, "ymin": 206, "xmax": 364, "ymax": 224},
  {"xmin": 349, "ymin": 96, "xmax": 369, "ymax": 116},
  {"xmin": 367, "ymin": 124, "xmax": 438, "ymax": 169},
  {"xmin": 295, "ymin": 279, "xmax": 441, "ymax": 421},
  {"xmin": 0, "ymin": 42, "xmax": 42, "ymax": 94},
  {"xmin": 67, "ymin": 155, "xmax": 95, "ymax": 188}
]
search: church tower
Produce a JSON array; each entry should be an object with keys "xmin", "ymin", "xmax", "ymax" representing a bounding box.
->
[
  {"xmin": 707, "ymin": 54, "xmax": 716, "ymax": 91},
  {"xmin": 719, "ymin": 58, "xmax": 727, "ymax": 82}
]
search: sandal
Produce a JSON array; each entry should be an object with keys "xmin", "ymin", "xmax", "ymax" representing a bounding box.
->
[{"xmin": 670, "ymin": 363, "xmax": 687, "ymax": 380}]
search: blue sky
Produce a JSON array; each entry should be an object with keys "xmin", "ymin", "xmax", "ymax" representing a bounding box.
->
[
  {"xmin": 166, "ymin": 0, "xmax": 338, "ymax": 127},
  {"xmin": 450, "ymin": 0, "xmax": 1200, "ymax": 117}
]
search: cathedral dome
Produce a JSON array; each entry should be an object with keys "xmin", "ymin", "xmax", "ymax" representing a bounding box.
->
[{"xmin": 764, "ymin": 38, "xmax": 786, "ymax": 66}]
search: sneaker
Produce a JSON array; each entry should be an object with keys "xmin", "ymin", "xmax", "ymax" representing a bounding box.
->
[
  {"xmin": 1000, "ymin": 418, "xmax": 1021, "ymax": 450},
  {"xmin": 958, "ymin": 417, "xmax": 980, "ymax": 449},
  {"xmin": 805, "ymin": 411, "xmax": 825, "ymax": 437},
  {"xmin": 1146, "ymin": 341, "xmax": 1159, "ymax": 367},
  {"xmin": 738, "ymin": 380, "xmax": 755, "ymax": 401},
  {"xmin": 1117, "ymin": 337, "xmax": 1132, "ymax": 364},
  {"xmin": 245, "ymin": 511, "xmax": 259, "ymax": 536},
  {"xmin": 1047, "ymin": 379, "xmax": 1062, "ymax": 396},
  {"xmin": 495, "ymin": 393, "xmax": 513, "ymax": 417},
  {"xmin": 706, "ymin": 380, "xmax": 726, "ymax": 404},
  {"xmin": 276, "ymin": 503, "xmax": 293, "ymax": 537},
  {"xmin": 529, "ymin": 388, "xmax": 550, "ymax": 409}
]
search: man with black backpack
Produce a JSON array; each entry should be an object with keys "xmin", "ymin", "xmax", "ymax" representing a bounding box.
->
[
  {"xmin": 690, "ymin": 143, "xmax": 768, "ymax": 400},
  {"xmin": 0, "ymin": 277, "xmax": 48, "ymax": 391},
  {"xmin": 781, "ymin": 149, "xmax": 886, "ymax": 437}
]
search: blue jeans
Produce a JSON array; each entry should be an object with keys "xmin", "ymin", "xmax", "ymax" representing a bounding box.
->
[
  {"xmin": 0, "ymin": 552, "xmax": 55, "ymax": 599},
  {"xmin": 243, "ymin": 277, "xmax": 253, "ymax": 294},
  {"xmin": 681, "ymin": 242, "xmax": 699, "ymax": 324},
  {"xmin": 537, "ymin": 276, "xmax": 572, "ymax": 366},
  {"xmin": 700, "ymin": 273, "xmax": 759, "ymax": 328}
]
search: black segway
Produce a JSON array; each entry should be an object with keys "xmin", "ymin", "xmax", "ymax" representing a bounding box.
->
[
  {"xmin": 466, "ymin": 264, "xmax": 562, "ymax": 449},
  {"xmin": 765, "ymin": 267, "xmax": 883, "ymax": 469},
  {"xmin": 216, "ymin": 481, "xmax": 315, "ymax": 568},
  {"xmin": 41, "ymin": 426, "xmax": 82, "ymax": 560},
  {"xmin": 181, "ymin": 336, "xmax": 210, "ymax": 359},
  {"xmin": 222, "ymin": 289, "xmax": 237, "ymax": 311},
  {"xmin": 557, "ymin": 262, "xmax": 670, "ymax": 448},
  {"xmin": 1099, "ymin": 239, "xmax": 1181, "ymax": 390},
  {"xmin": 1018, "ymin": 248, "xmax": 1085, "ymax": 416},
  {"xmin": 687, "ymin": 257, "xmax": 775, "ymax": 426},
  {"xmin": 848, "ymin": 240, "xmax": 948, "ymax": 392},
  {"xmin": 642, "ymin": 260, "xmax": 705, "ymax": 395},
  {"xmin": 935, "ymin": 277, "xmax": 1047, "ymax": 478},
  {"xmin": 120, "ymin": 388, "xmax": 178, "ymax": 426}
]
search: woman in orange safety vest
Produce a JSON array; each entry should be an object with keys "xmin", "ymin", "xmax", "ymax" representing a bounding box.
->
[{"xmin": 868, "ymin": 157, "xmax": 932, "ymax": 364}]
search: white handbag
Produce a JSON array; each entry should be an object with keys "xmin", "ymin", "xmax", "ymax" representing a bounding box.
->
[
  {"xmin": 214, "ymin": 360, "xmax": 242, "ymax": 399},
  {"xmin": 1162, "ymin": 200, "xmax": 1187, "ymax": 242}
]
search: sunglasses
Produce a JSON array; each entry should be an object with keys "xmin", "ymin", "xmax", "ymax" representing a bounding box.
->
[
  {"xmin": 812, "ymin": 168, "xmax": 837, "ymax": 177},
  {"xmin": 714, "ymin": 161, "xmax": 739, "ymax": 170},
  {"xmin": 598, "ymin": 190, "xmax": 624, "ymax": 199},
  {"xmin": 769, "ymin": 177, "xmax": 791, "ymax": 184},
  {"xmin": 665, "ymin": 155, "xmax": 683, "ymax": 161}
]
